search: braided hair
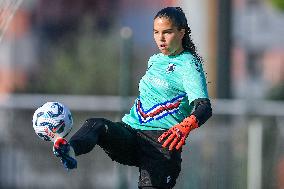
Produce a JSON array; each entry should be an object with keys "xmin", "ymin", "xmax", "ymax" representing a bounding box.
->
[{"xmin": 154, "ymin": 7, "xmax": 202, "ymax": 62}]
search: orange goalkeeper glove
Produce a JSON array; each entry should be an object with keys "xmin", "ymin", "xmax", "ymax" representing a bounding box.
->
[{"xmin": 158, "ymin": 115, "xmax": 199, "ymax": 151}]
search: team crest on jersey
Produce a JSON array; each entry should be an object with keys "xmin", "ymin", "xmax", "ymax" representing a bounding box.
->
[{"xmin": 166, "ymin": 63, "xmax": 176, "ymax": 73}]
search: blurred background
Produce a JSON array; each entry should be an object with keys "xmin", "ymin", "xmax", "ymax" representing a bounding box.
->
[{"xmin": 0, "ymin": 0, "xmax": 284, "ymax": 188}]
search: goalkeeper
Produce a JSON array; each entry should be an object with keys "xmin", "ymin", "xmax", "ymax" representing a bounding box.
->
[{"xmin": 53, "ymin": 7, "xmax": 212, "ymax": 189}]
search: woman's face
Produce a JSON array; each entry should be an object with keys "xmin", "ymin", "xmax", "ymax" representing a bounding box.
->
[{"xmin": 153, "ymin": 17, "xmax": 185, "ymax": 56}]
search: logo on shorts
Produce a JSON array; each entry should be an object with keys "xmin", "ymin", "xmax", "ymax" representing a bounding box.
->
[{"xmin": 166, "ymin": 176, "xmax": 171, "ymax": 183}]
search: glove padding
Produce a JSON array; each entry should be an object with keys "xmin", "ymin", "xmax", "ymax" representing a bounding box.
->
[
  {"xmin": 158, "ymin": 115, "xmax": 199, "ymax": 151},
  {"xmin": 53, "ymin": 138, "xmax": 77, "ymax": 170}
]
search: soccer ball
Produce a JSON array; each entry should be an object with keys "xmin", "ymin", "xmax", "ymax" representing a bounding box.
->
[{"xmin": 32, "ymin": 102, "xmax": 73, "ymax": 142}]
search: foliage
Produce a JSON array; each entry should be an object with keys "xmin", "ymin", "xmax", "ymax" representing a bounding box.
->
[
  {"xmin": 266, "ymin": 83, "xmax": 284, "ymax": 100},
  {"xmin": 23, "ymin": 17, "xmax": 121, "ymax": 95},
  {"xmin": 270, "ymin": 0, "xmax": 284, "ymax": 11}
]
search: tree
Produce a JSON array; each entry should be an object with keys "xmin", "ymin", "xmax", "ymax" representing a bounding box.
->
[{"xmin": 270, "ymin": 0, "xmax": 284, "ymax": 11}]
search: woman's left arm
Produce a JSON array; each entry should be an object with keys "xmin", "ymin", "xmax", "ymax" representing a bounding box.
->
[
  {"xmin": 192, "ymin": 98, "xmax": 212, "ymax": 126},
  {"xmin": 158, "ymin": 98, "xmax": 212, "ymax": 151},
  {"xmin": 158, "ymin": 56, "xmax": 212, "ymax": 150}
]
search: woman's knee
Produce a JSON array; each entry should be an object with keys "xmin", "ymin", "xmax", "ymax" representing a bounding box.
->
[
  {"xmin": 69, "ymin": 118, "xmax": 109, "ymax": 155},
  {"xmin": 82, "ymin": 118, "xmax": 108, "ymax": 133}
]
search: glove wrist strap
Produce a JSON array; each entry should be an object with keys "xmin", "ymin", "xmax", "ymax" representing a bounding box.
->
[{"xmin": 182, "ymin": 115, "xmax": 199, "ymax": 131}]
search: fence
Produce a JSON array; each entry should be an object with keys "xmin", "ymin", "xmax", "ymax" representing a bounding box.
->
[{"xmin": 0, "ymin": 94, "xmax": 283, "ymax": 189}]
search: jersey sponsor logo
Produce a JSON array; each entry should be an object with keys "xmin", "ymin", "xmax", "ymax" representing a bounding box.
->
[
  {"xmin": 135, "ymin": 94, "xmax": 186, "ymax": 123},
  {"xmin": 145, "ymin": 75, "xmax": 169, "ymax": 89},
  {"xmin": 166, "ymin": 63, "xmax": 176, "ymax": 73}
]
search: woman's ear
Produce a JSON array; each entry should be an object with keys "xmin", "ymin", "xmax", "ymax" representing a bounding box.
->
[{"xmin": 179, "ymin": 28, "xmax": 185, "ymax": 39}]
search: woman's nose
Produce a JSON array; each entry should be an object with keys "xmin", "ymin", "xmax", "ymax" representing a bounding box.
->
[{"xmin": 159, "ymin": 34, "xmax": 165, "ymax": 41}]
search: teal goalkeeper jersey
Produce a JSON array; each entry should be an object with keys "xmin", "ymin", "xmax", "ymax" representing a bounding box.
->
[{"xmin": 122, "ymin": 51, "xmax": 209, "ymax": 130}]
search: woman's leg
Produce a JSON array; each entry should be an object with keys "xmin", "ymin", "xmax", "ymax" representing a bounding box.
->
[
  {"xmin": 69, "ymin": 118, "xmax": 139, "ymax": 166},
  {"xmin": 137, "ymin": 130, "xmax": 182, "ymax": 189}
]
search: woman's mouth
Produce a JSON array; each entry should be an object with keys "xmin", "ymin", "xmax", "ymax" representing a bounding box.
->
[{"xmin": 160, "ymin": 44, "xmax": 167, "ymax": 49}]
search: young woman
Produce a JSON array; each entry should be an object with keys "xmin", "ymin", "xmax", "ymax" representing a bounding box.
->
[{"xmin": 53, "ymin": 7, "xmax": 212, "ymax": 189}]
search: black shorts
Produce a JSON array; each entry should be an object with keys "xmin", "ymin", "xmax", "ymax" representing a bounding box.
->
[{"xmin": 70, "ymin": 118, "xmax": 182, "ymax": 189}]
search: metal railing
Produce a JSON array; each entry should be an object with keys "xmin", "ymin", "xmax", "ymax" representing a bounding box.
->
[{"xmin": 0, "ymin": 94, "xmax": 283, "ymax": 189}]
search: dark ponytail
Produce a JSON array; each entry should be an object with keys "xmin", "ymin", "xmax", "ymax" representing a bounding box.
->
[{"xmin": 154, "ymin": 7, "xmax": 202, "ymax": 62}]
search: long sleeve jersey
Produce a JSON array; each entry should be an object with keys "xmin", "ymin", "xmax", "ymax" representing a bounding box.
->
[{"xmin": 122, "ymin": 51, "xmax": 209, "ymax": 130}]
